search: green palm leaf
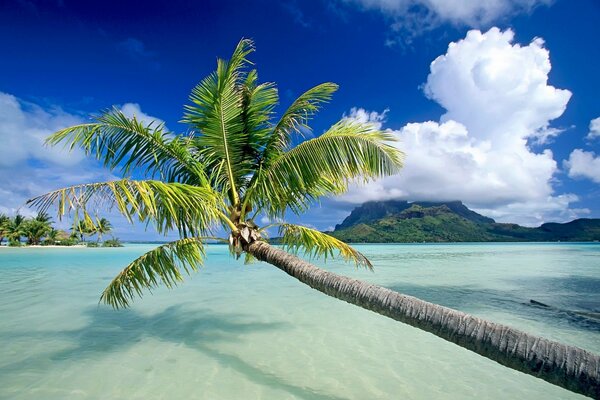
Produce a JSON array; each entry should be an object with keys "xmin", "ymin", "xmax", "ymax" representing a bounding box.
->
[
  {"xmin": 262, "ymin": 82, "xmax": 338, "ymax": 163},
  {"xmin": 101, "ymin": 237, "xmax": 208, "ymax": 308},
  {"xmin": 183, "ymin": 39, "xmax": 255, "ymax": 203},
  {"xmin": 278, "ymin": 223, "xmax": 372, "ymax": 269},
  {"xmin": 250, "ymin": 120, "xmax": 404, "ymax": 217},
  {"xmin": 238, "ymin": 70, "xmax": 279, "ymax": 176},
  {"xmin": 47, "ymin": 108, "xmax": 205, "ymax": 184},
  {"xmin": 27, "ymin": 180, "xmax": 222, "ymax": 237}
]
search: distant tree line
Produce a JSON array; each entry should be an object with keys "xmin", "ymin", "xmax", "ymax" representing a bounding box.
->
[{"xmin": 0, "ymin": 212, "xmax": 122, "ymax": 247}]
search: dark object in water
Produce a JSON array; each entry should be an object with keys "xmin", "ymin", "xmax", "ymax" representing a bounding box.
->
[
  {"xmin": 530, "ymin": 299, "xmax": 600, "ymax": 322},
  {"xmin": 530, "ymin": 299, "xmax": 550, "ymax": 308}
]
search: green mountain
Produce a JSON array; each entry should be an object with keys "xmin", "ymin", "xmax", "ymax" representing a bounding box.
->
[{"xmin": 329, "ymin": 201, "xmax": 600, "ymax": 243}]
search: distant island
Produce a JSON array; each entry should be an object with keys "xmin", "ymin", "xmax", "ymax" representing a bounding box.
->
[{"xmin": 328, "ymin": 200, "xmax": 600, "ymax": 243}]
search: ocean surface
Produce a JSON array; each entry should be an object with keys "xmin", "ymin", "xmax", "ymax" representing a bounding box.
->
[{"xmin": 0, "ymin": 243, "xmax": 598, "ymax": 399}]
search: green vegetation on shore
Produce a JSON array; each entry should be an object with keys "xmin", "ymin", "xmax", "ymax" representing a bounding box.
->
[
  {"xmin": 329, "ymin": 200, "xmax": 600, "ymax": 243},
  {"xmin": 0, "ymin": 213, "xmax": 122, "ymax": 247}
]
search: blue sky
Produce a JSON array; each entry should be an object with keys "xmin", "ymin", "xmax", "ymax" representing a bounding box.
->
[{"xmin": 0, "ymin": 0, "xmax": 598, "ymax": 240}]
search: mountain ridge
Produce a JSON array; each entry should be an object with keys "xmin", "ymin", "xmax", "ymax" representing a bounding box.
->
[{"xmin": 329, "ymin": 200, "xmax": 600, "ymax": 243}]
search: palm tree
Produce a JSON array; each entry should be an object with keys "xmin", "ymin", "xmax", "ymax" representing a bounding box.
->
[
  {"xmin": 7, "ymin": 214, "xmax": 26, "ymax": 246},
  {"xmin": 44, "ymin": 228, "xmax": 59, "ymax": 245},
  {"xmin": 34, "ymin": 211, "xmax": 53, "ymax": 224},
  {"xmin": 28, "ymin": 40, "xmax": 598, "ymax": 397},
  {"xmin": 72, "ymin": 219, "xmax": 96, "ymax": 243},
  {"xmin": 95, "ymin": 218, "xmax": 112, "ymax": 243},
  {"xmin": 21, "ymin": 212, "xmax": 53, "ymax": 245},
  {"xmin": 0, "ymin": 214, "xmax": 9, "ymax": 245},
  {"xmin": 22, "ymin": 218, "xmax": 52, "ymax": 245}
]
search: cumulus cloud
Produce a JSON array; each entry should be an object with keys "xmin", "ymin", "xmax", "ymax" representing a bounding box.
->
[
  {"xmin": 586, "ymin": 116, "xmax": 600, "ymax": 141},
  {"xmin": 0, "ymin": 93, "xmax": 171, "ymax": 240},
  {"xmin": 0, "ymin": 93, "xmax": 86, "ymax": 167},
  {"xmin": 0, "ymin": 92, "xmax": 114, "ymax": 216},
  {"xmin": 120, "ymin": 103, "xmax": 166, "ymax": 128},
  {"xmin": 424, "ymin": 29, "xmax": 571, "ymax": 144},
  {"xmin": 343, "ymin": 107, "xmax": 388, "ymax": 129},
  {"xmin": 564, "ymin": 149, "xmax": 600, "ymax": 183},
  {"xmin": 343, "ymin": 0, "xmax": 553, "ymax": 44},
  {"xmin": 340, "ymin": 27, "xmax": 577, "ymax": 225}
]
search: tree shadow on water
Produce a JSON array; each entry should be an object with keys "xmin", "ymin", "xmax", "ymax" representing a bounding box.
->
[
  {"xmin": 53, "ymin": 305, "xmax": 283, "ymax": 357},
  {"xmin": 0, "ymin": 305, "xmax": 350, "ymax": 400}
]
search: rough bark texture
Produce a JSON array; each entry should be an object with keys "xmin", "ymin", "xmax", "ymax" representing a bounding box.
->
[{"xmin": 247, "ymin": 240, "xmax": 600, "ymax": 399}]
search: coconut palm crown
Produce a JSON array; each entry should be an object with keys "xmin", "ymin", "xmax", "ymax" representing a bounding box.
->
[
  {"xmin": 0, "ymin": 214, "xmax": 9, "ymax": 244},
  {"xmin": 29, "ymin": 38, "xmax": 402, "ymax": 308},
  {"xmin": 95, "ymin": 217, "xmax": 112, "ymax": 243}
]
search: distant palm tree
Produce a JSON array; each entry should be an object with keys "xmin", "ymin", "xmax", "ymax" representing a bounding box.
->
[
  {"xmin": 22, "ymin": 216, "xmax": 52, "ymax": 245},
  {"xmin": 72, "ymin": 219, "xmax": 96, "ymax": 242},
  {"xmin": 29, "ymin": 40, "xmax": 598, "ymax": 397},
  {"xmin": 34, "ymin": 211, "xmax": 53, "ymax": 224},
  {"xmin": 0, "ymin": 214, "xmax": 9, "ymax": 245},
  {"xmin": 95, "ymin": 218, "xmax": 112, "ymax": 243},
  {"xmin": 44, "ymin": 228, "xmax": 59, "ymax": 245},
  {"xmin": 7, "ymin": 214, "xmax": 26, "ymax": 246}
]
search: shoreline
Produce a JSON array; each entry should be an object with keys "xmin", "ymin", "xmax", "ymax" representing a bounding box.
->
[{"xmin": 0, "ymin": 244, "xmax": 87, "ymax": 249}]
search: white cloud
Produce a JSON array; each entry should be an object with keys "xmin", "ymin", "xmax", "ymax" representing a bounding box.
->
[
  {"xmin": 472, "ymin": 194, "xmax": 586, "ymax": 227},
  {"xmin": 586, "ymin": 116, "xmax": 600, "ymax": 141},
  {"xmin": 564, "ymin": 149, "xmax": 600, "ymax": 183},
  {"xmin": 344, "ymin": 107, "xmax": 388, "ymax": 129},
  {"xmin": 0, "ymin": 92, "xmax": 116, "ymax": 216},
  {"xmin": 344, "ymin": 0, "xmax": 553, "ymax": 44},
  {"xmin": 0, "ymin": 93, "xmax": 172, "ymax": 240},
  {"xmin": 0, "ymin": 93, "xmax": 86, "ymax": 167},
  {"xmin": 340, "ymin": 28, "xmax": 577, "ymax": 226},
  {"xmin": 120, "ymin": 103, "xmax": 165, "ymax": 128},
  {"xmin": 424, "ymin": 28, "xmax": 571, "ymax": 143}
]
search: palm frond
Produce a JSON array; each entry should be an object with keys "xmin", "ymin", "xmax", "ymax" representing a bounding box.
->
[
  {"xmin": 238, "ymin": 70, "xmax": 279, "ymax": 174},
  {"xmin": 100, "ymin": 237, "xmax": 207, "ymax": 308},
  {"xmin": 27, "ymin": 180, "xmax": 222, "ymax": 237},
  {"xmin": 262, "ymin": 82, "xmax": 338, "ymax": 161},
  {"xmin": 240, "ymin": 70, "xmax": 278, "ymax": 138},
  {"xmin": 183, "ymin": 39, "xmax": 255, "ymax": 203},
  {"xmin": 250, "ymin": 120, "xmax": 404, "ymax": 217},
  {"xmin": 278, "ymin": 223, "xmax": 372, "ymax": 269},
  {"xmin": 46, "ymin": 108, "xmax": 206, "ymax": 184}
]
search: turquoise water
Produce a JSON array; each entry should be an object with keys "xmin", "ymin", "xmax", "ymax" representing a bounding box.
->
[{"xmin": 0, "ymin": 243, "xmax": 598, "ymax": 399}]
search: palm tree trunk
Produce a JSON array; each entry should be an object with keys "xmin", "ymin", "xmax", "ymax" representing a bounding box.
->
[{"xmin": 247, "ymin": 240, "xmax": 599, "ymax": 398}]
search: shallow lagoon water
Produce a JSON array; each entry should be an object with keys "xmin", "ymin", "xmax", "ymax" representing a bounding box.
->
[{"xmin": 0, "ymin": 243, "xmax": 598, "ymax": 399}]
